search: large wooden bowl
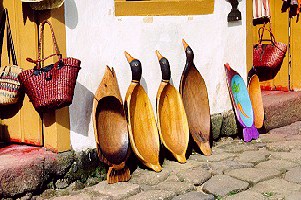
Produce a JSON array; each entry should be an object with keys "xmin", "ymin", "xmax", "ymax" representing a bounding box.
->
[
  {"xmin": 180, "ymin": 40, "xmax": 211, "ymax": 156},
  {"xmin": 92, "ymin": 66, "xmax": 130, "ymax": 183},
  {"xmin": 157, "ymin": 82, "xmax": 189, "ymax": 163},
  {"xmin": 124, "ymin": 51, "xmax": 162, "ymax": 172},
  {"xmin": 155, "ymin": 51, "xmax": 189, "ymax": 163}
]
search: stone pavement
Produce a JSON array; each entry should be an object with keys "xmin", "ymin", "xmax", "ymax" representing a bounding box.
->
[{"xmin": 29, "ymin": 121, "xmax": 301, "ymax": 200}]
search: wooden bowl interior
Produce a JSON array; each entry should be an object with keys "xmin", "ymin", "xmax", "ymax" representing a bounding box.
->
[
  {"xmin": 129, "ymin": 85, "xmax": 160, "ymax": 163},
  {"xmin": 248, "ymin": 75, "xmax": 264, "ymax": 128},
  {"xmin": 158, "ymin": 85, "xmax": 188, "ymax": 155},
  {"xmin": 96, "ymin": 96, "xmax": 129, "ymax": 165},
  {"xmin": 182, "ymin": 67, "xmax": 210, "ymax": 138}
]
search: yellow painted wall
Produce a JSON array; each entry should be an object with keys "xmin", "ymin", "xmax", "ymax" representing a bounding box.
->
[
  {"xmin": 1, "ymin": 1, "xmax": 42, "ymax": 145},
  {"xmin": 291, "ymin": 18, "xmax": 301, "ymax": 90},
  {"xmin": 0, "ymin": 1, "xmax": 70, "ymax": 152}
]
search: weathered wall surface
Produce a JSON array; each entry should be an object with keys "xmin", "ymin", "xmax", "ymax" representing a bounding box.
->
[{"xmin": 65, "ymin": 0, "xmax": 247, "ymax": 151}]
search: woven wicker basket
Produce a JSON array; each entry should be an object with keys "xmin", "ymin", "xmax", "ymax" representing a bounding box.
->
[
  {"xmin": 18, "ymin": 20, "xmax": 80, "ymax": 113},
  {"xmin": 0, "ymin": 65, "xmax": 22, "ymax": 105},
  {"xmin": 0, "ymin": 9, "xmax": 23, "ymax": 105}
]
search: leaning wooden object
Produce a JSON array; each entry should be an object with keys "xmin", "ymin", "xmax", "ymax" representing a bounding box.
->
[
  {"xmin": 124, "ymin": 51, "xmax": 162, "ymax": 172},
  {"xmin": 155, "ymin": 50, "xmax": 189, "ymax": 163},
  {"xmin": 179, "ymin": 39, "xmax": 212, "ymax": 156},
  {"xmin": 224, "ymin": 63, "xmax": 259, "ymax": 142},
  {"xmin": 92, "ymin": 66, "xmax": 131, "ymax": 184},
  {"xmin": 248, "ymin": 74, "xmax": 264, "ymax": 130}
]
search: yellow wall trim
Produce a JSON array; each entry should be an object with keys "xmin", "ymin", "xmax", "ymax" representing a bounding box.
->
[{"xmin": 115, "ymin": 0, "xmax": 214, "ymax": 16}]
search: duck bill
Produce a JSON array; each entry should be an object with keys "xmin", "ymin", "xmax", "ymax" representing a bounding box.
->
[
  {"xmin": 155, "ymin": 50, "xmax": 163, "ymax": 61},
  {"xmin": 182, "ymin": 39, "xmax": 189, "ymax": 50},
  {"xmin": 124, "ymin": 51, "xmax": 135, "ymax": 63}
]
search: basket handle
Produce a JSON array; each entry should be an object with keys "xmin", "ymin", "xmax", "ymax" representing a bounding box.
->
[
  {"xmin": 27, "ymin": 20, "xmax": 62, "ymax": 69},
  {"xmin": 0, "ymin": 65, "xmax": 10, "ymax": 78},
  {"xmin": 258, "ymin": 26, "xmax": 276, "ymax": 45},
  {"xmin": 0, "ymin": 9, "xmax": 18, "ymax": 66}
]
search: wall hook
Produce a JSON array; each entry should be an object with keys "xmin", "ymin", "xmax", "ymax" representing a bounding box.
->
[{"xmin": 227, "ymin": 0, "xmax": 242, "ymax": 22}]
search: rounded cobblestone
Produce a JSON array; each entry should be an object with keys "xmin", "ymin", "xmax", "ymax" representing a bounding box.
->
[{"xmin": 28, "ymin": 122, "xmax": 301, "ymax": 199}]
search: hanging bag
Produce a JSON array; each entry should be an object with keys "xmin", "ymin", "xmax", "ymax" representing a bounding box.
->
[
  {"xmin": 18, "ymin": 20, "xmax": 81, "ymax": 113},
  {"xmin": 253, "ymin": 26, "xmax": 287, "ymax": 81},
  {"xmin": 0, "ymin": 9, "xmax": 23, "ymax": 105}
]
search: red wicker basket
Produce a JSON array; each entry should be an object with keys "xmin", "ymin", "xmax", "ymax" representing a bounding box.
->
[
  {"xmin": 253, "ymin": 27, "xmax": 287, "ymax": 81},
  {"xmin": 18, "ymin": 20, "xmax": 81, "ymax": 113}
]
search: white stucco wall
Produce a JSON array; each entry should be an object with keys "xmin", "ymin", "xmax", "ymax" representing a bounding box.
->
[{"xmin": 65, "ymin": 0, "xmax": 247, "ymax": 151}]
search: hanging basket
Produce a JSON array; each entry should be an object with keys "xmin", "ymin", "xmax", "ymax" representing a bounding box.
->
[
  {"xmin": 0, "ymin": 9, "xmax": 23, "ymax": 105},
  {"xmin": 253, "ymin": 27, "xmax": 287, "ymax": 81},
  {"xmin": 18, "ymin": 20, "xmax": 81, "ymax": 113}
]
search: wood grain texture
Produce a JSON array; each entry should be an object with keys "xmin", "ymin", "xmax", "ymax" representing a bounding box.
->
[
  {"xmin": 92, "ymin": 66, "xmax": 130, "ymax": 184},
  {"xmin": 124, "ymin": 52, "xmax": 162, "ymax": 172},
  {"xmin": 179, "ymin": 40, "xmax": 211, "ymax": 156},
  {"xmin": 155, "ymin": 51, "xmax": 189, "ymax": 163},
  {"xmin": 248, "ymin": 75, "xmax": 264, "ymax": 129},
  {"xmin": 125, "ymin": 83, "xmax": 162, "ymax": 172},
  {"xmin": 156, "ymin": 83, "xmax": 189, "ymax": 163}
]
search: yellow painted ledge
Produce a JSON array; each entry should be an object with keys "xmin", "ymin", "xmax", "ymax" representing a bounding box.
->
[{"xmin": 115, "ymin": 0, "xmax": 215, "ymax": 16}]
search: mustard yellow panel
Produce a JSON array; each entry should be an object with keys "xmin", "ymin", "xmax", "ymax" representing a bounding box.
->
[
  {"xmin": 252, "ymin": 0, "xmax": 289, "ymax": 90},
  {"xmin": 291, "ymin": 19, "xmax": 301, "ymax": 90},
  {"xmin": 115, "ymin": 0, "xmax": 214, "ymax": 16},
  {"xmin": 1, "ymin": 0, "xmax": 42, "ymax": 145}
]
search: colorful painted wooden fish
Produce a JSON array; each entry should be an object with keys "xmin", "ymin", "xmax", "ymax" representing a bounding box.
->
[
  {"xmin": 224, "ymin": 63, "xmax": 259, "ymax": 142},
  {"xmin": 179, "ymin": 39, "xmax": 212, "ymax": 156},
  {"xmin": 124, "ymin": 51, "xmax": 162, "ymax": 172},
  {"xmin": 92, "ymin": 66, "xmax": 131, "ymax": 184},
  {"xmin": 155, "ymin": 50, "xmax": 189, "ymax": 163}
]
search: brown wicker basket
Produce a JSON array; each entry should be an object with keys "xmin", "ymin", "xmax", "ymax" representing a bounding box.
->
[{"xmin": 18, "ymin": 20, "xmax": 81, "ymax": 113}]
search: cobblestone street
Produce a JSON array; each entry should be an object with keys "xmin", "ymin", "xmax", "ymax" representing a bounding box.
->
[{"xmin": 29, "ymin": 121, "xmax": 301, "ymax": 200}]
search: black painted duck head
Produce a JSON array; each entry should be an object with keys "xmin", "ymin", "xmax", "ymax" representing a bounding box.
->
[
  {"xmin": 124, "ymin": 51, "xmax": 142, "ymax": 83},
  {"xmin": 156, "ymin": 50, "xmax": 171, "ymax": 82}
]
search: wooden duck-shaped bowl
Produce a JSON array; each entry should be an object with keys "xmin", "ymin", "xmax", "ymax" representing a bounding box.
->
[
  {"xmin": 248, "ymin": 74, "xmax": 264, "ymax": 130},
  {"xmin": 179, "ymin": 39, "xmax": 212, "ymax": 156},
  {"xmin": 92, "ymin": 66, "xmax": 131, "ymax": 184},
  {"xmin": 155, "ymin": 51, "xmax": 189, "ymax": 163},
  {"xmin": 124, "ymin": 51, "xmax": 162, "ymax": 172},
  {"xmin": 224, "ymin": 63, "xmax": 259, "ymax": 142}
]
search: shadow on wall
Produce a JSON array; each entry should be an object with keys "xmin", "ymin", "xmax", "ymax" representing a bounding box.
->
[
  {"xmin": 64, "ymin": 0, "xmax": 78, "ymax": 29},
  {"xmin": 140, "ymin": 77, "xmax": 148, "ymax": 93},
  {"xmin": 70, "ymin": 81, "xmax": 94, "ymax": 137},
  {"xmin": 228, "ymin": 20, "xmax": 242, "ymax": 27}
]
